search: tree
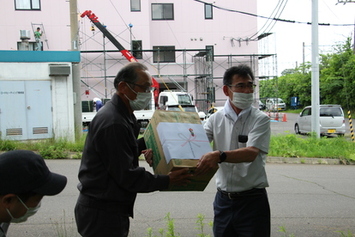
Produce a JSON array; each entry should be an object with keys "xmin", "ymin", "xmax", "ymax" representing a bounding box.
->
[
  {"xmin": 320, "ymin": 37, "xmax": 355, "ymax": 109},
  {"xmin": 260, "ymin": 38, "xmax": 355, "ymax": 110},
  {"xmin": 260, "ymin": 63, "xmax": 312, "ymax": 107}
]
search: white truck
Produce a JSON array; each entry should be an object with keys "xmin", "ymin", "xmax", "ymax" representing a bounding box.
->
[
  {"xmin": 81, "ymin": 93, "xmax": 155, "ymax": 128},
  {"xmin": 158, "ymin": 91, "xmax": 194, "ymax": 110},
  {"xmin": 133, "ymin": 92, "xmax": 156, "ymax": 128},
  {"xmin": 82, "ymin": 91, "xmax": 195, "ymax": 129},
  {"xmin": 81, "ymin": 97, "xmax": 154, "ymax": 128},
  {"xmin": 82, "ymin": 112, "xmax": 97, "ymax": 127},
  {"xmin": 82, "ymin": 100, "xmax": 96, "ymax": 127},
  {"xmin": 135, "ymin": 91, "xmax": 195, "ymax": 129}
]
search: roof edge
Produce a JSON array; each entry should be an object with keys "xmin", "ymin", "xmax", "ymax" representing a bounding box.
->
[{"xmin": 0, "ymin": 50, "xmax": 80, "ymax": 63}]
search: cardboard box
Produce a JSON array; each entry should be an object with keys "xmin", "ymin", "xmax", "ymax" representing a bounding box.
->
[{"xmin": 144, "ymin": 110, "xmax": 217, "ymax": 191}]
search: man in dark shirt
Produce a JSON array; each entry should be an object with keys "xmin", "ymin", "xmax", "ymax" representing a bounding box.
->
[
  {"xmin": 0, "ymin": 150, "xmax": 67, "ymax": 237},
  {"xmin": 74, "ymin": 62, "xmax": 191, "ymax": 237}
]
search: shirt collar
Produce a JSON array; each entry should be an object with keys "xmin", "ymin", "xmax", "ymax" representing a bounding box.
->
[
  {"xmin": 111, "ymin": 93, "xmax": 136, "ymax": 123},
  {"xmin": 223, "ymin": 99, "xmax": 252, "ymax": 123}
]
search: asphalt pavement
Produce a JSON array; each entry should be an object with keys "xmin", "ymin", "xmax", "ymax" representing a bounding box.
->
[
  {"xmin": 5, "ymin": 112, "xmax": 355, "ymax": 237},
  {"xmin": 6, "ymin": 159, "xmax": 355, "ymax": 237}
]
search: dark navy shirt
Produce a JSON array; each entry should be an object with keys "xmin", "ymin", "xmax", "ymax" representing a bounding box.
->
[{"xmin": 77, "ymin": 93, "xmax": 169, "ymax": 217}]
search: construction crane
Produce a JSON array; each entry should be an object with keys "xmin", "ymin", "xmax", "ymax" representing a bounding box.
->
[{"xmin": 80, "ymin": 10, "xmax": 160, "ymax": 106}]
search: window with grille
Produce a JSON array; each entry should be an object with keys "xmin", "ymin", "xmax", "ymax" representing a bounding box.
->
[
  {"xmin": 132, "ymin": 40, "xmax": 143, "ymax": 59},
  {"xmin": 15, "ymin": 0, "xmax": 40, "ymax": 10},
  {"xmin": 153, "ymin": 46, "xmax": 175, "ymax": 63},
  {"xmin": 205, "ymin": 4, "xmax": 213, "ymax": 19},
  {"xmin": 131, "ymin": 0, "xmax": 141, "ymax": 12},
  {"xmin": 152, "ymin": 3, "xmax": 174, "ymax": 20}
]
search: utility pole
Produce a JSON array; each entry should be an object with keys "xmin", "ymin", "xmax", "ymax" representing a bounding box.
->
[
  {"xmin": 311, "ymin": 0, "xmax": 320, "ymax": 138},
  {"xmin": 302, "ymin": 42, "xmax": 305, "ymax": 74},
  {"xmin": 103, "ymin": 34, "xmax": 107, "ymax": 99},
  {"xmin": 70, "ymin": 0, "xmax": 82, "ymax": 138}
]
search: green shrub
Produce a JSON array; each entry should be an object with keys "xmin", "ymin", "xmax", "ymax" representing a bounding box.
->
[
  {"xmin": 0, "ymin": 139, "xmax": 17, "ymax": 151},
  {"xmin": 39, "ymin": 145, "xmax": 69, "ymax": 159}
]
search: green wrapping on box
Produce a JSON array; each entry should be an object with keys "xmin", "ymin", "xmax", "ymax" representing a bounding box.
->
[{"xmin": 143, "ymin": 110, "xmax": 217, "ymax": 191}]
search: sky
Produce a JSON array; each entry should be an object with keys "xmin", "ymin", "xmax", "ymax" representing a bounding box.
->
[{"xmin": 257, "ymin": 0, "xmax": 355, "ymax": 76}]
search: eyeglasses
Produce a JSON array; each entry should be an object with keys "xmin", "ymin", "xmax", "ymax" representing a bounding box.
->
[
  {"xmin": 126, "ymin": 82, "xmax": 155, "ymax": 93},
  {"xmin": 228, "ymin": 83, "xmax": 256, "ymax": 90}
]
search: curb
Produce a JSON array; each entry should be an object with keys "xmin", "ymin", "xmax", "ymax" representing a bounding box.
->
[
  {"xmin": 1, "ymin": 151, "xmax": 354, "ymax": 165},
  {"xmin": 267, "ymin": 156, "xmax": 355, "ymax": 165}
]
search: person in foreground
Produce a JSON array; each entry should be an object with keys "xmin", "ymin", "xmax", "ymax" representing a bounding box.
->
[
  {"xmin": 74, "ymin": 62, "xmax": 192, "ymax": 237},
  {"xmin": 0, "ymin": 150, "xmax": 68, "ymax": 237},
  {"xmin": 196, "ymin": 64, "xmax": 271, "ymax": 237}
]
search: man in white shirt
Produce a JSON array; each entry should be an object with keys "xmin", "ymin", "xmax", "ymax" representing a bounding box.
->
[{"xmin": 196, "ymin": 64, "xmax": 271, "ymax": 237}]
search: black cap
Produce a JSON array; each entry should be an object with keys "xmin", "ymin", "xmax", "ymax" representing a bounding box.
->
[{"xmin": 0, "ymin": 150, "xmax": 67, "ymax": 195}]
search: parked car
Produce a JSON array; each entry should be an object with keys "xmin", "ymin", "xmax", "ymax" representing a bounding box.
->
[
  {"xmin": 265, "ymin": 98, "xmax": 286, "ymax": 111},
  {"xmin": 294, "ymin": 104, "xmax": 346, "ymax": 136},
  {"xmin": 258, "ymin": 100, "xmax": 266, "ymax": 110}
]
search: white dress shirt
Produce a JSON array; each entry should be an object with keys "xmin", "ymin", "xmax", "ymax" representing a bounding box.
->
[{"xmin": 204, "ymin": 100, "xmax": 271, "ymax": 192}]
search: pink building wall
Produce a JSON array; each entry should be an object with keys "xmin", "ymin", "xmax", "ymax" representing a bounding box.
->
[{"xmin": 2, "ymin": 0, "xmax": 259, "ymax": 108}]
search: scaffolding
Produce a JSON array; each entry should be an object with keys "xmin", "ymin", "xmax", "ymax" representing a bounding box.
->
[
  {"xmin": 80, "ymin": 45, "xmax": 216, "ymax": 111},
  {"xmin": 80, "ymin": 50, "xmax": 275, "ymax": 111},
  {"xmin": 79, "ymin": 28, "xmax": 277, "ymax": 112}
]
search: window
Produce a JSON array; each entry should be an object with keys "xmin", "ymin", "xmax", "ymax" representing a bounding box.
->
[
  {"xmin": 131, "ymin": 0, "xmax": 141, "ymax": 12},
  {"xmin": 153, "ymin": 46, "xmax": 175, "ymax": 63},
  {"xmin": 177, "ymin": 95, "xmax": 192, "ymax": 105},
  {"xmin": 152, "ymin": 3, "xmax": 174, "ymax": 20},
  {"xmin": 301, "ymin": 108, "xmax": 311, "ymax": 116},
  {"xmin": 206, "ymin": 45, "xmax": 214, "ymax": 61},
  {"xmin": 205, "ymin": 3, "xmax": 213, "ymax": 19},
  {"xmin": 17, "ymin": 41, "xmax": 37, "ymax": 51},
  {"xmin": 132, "ymin": 40, "xmax": 143, "ymax": 59},
  {"xmin": 15, "ymin": 0, "xmax": 40, "ymax": 10},
  {"xmin": 320, "ymin": 108, "xmax": 342, "ymax": 117}
]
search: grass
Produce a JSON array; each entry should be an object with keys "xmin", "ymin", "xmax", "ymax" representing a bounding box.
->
[
  {"xmin": 0, "ymin": 136, "xmax": 86, "ymax": 159},
  {"xmin": 145, "ymin": 213, "xmax": 212, "ymax": 237},
  {"xmin": 1, "ymin": 133, "xmax": 355, "ymax": 162},
  {"xmin": 269, "ymin": 134, "xmax": 355, "ymax": 162}
]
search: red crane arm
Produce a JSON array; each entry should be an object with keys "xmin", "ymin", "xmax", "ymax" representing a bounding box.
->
[{"xmin": 81, "ymin": 10, "xmax": 160, "ymax": 104}]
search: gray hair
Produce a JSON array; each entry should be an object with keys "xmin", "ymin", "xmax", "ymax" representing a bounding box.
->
[{"xmin": 113, "ymin": 62, "xmax": 148, "ymax": 90}]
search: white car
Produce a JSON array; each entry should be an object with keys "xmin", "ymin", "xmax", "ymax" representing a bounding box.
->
[
  {"xmin": 294, "ymin": 104, "xmax": 346, "ymax": 136},
  {"xmin": 265, "ymin": 98, "xmax": 286, "ymax": 111}
]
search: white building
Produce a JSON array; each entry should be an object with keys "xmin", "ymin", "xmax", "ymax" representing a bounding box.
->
[{"xmin": 0, "ymin": 51, "xmax": 79, "ymax": 141}]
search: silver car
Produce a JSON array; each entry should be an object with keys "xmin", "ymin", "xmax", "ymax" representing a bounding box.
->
[{"xmin": 294, "ymin": 104, "xmax": 346, "ymax": 136}]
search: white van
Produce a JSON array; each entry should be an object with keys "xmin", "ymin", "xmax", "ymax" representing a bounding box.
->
[{"xmin": 158, "ymin": 91, "xmax": 194, "ymax": 110}]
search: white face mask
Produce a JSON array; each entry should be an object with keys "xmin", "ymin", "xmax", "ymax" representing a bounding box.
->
[
  {"xmin": 6, "ymin": 196, "xmax": 41, "ymax": 223},
  {"xmin": 125, "ymin": 84, "xmax": 152, "ymax": 111},
  {"xmin": 230, "ymin": 92, "xmax": 254, "ymax": 109}
]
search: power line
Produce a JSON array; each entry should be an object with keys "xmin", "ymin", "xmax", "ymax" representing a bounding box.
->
[
  {"xmin": 250, "ymin": 0, "xmax": 288, "ymax": 39},
  {"xmin": 193, "ymin": 0, "xmax": 355, "ymax": 27}
]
